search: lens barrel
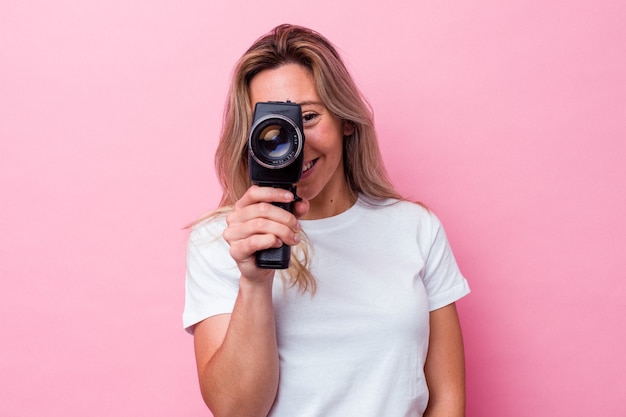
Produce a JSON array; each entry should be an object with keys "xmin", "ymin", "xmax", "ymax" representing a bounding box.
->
[{"xmin": 249, "ymin": 114, "xmax": 303, "ymax": 169}]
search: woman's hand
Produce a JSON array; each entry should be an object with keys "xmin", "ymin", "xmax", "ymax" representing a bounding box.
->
[{"xmin": 223, "ymin": 185, "xmax": 309, "ymax": 283}]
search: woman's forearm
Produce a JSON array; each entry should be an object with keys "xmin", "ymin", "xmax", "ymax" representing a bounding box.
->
[
  {"xmin": 423, "ymin": 303, "xmax": 466, "ymax": 417},
  {"xmin": 196, "ymin": 277, "xmax": 279, "ymax": 417}
]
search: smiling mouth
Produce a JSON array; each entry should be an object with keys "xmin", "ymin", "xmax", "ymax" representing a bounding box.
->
[{"xmin": 302, "ymin": 159, "xmax": 318, "ymax": 174}]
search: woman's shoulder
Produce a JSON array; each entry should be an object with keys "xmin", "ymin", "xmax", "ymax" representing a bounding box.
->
[
  {"xmin": 359, "ymin": 195, "xmax": 432, "ymax": 217},
  {"xmin": 187, "ymin": 210, "xmax": 230, "ymax": 244},
  {"xmin": 358, "ymin": 195, "xmax": 443, "ymax": 235}
]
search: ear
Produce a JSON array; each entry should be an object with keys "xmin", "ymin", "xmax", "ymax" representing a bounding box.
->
[{"xmin": 343, "ymin": 121, "xmax": 355, "ymax": 136}]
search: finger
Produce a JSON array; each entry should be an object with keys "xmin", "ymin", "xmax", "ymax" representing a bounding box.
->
[
  {"xmin": 224, "ymin": 216, "xmax": 300, "ymax": 247},
  {"xmin": 228, "ymin": 233, "xmax": 283, "ymax": 263},
  {"xmin": 227, "ymin": 201, "xmax": 300, "ymax": 230},
  {"xmin": 235, "ymin": 185, "xmax": 296, "ymax": 210}
]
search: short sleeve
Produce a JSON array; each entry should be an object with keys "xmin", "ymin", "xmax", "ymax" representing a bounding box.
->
[
  {"xmin": 182, "ymin": 216, "xmax": 240, "ymax": 333},
  {"xmin": 420, "ymin": 212, "xmax": 470, "ymax": 311}
]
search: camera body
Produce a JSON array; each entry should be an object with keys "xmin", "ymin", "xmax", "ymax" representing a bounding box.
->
[{"xmin": 248, "ymin": 101, "xmax": 305, "ymax": 269}]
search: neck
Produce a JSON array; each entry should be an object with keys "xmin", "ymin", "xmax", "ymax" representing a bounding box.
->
[{"xmin": 303, "ymin": 187, "xmax": 357, "ymax": 220}]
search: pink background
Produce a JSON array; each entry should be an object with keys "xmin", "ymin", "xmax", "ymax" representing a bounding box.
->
[{"xmin": 2, "ymin": 1, "xmax": 625, "ymax": 416}]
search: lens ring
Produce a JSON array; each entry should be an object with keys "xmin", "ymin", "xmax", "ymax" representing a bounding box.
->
[{"xmin": 249, "ymin": 114, "xmax": 303, "ymax": 169}]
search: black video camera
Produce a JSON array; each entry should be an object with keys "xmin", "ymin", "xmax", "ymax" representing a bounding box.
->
[{"xmin": 248, "ymin": 101, "xmax": 305, "ymax": 269}]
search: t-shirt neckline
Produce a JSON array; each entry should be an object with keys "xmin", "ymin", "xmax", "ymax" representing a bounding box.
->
[{"xmin": 299, "ymin": 195, "xmax": 365, "ymax": 232}]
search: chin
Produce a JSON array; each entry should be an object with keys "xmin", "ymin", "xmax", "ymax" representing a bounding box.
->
[{"xmin": 294, "ymin": 184, "xmax": 317, "ymax": 202}]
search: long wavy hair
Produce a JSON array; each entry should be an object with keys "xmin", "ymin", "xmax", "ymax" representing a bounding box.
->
[{"xmin": 208, "ymin": 24, "xmax": 403, "ymax": 292}]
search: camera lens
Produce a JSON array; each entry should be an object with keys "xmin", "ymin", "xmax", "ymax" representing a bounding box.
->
[
  {"xmin": 257, "ymin": 125, "xmax": 290, "ymax": 159},
  {"xmin": 249, "ymin": 114, "xmax": 303, "ymax": 169}
]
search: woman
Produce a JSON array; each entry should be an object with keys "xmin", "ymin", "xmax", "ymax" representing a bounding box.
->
[{"xmin": 183, "ymin": 24, "xmax": 470, "ymax": 417}]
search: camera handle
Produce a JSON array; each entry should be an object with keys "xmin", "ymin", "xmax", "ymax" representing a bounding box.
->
[{"xmin": 255, "ymin": 184, "xmax": 301, "ymax": 269}]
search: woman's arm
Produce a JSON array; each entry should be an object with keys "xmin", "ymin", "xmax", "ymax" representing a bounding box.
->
[
  {"xmin": 193, "ymin": 277, "xmax": 279, "ymax": 417},
  {"xmin": 192, "ymin": 186, "xmax": 308, "ymax": 417},
  {"xmin": 423, "ymin": 302, "xmax": 466, "ymax": 417}
]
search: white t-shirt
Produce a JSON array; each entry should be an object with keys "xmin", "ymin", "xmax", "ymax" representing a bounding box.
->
[{"xmin": 183, "ymin": 197, "xmax": 470, "ymax": 416}]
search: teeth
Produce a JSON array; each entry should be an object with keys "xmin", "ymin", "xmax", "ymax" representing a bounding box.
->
[{"xmin": 302, "ymin": 160, "xmax": 314, "ymax": 173}]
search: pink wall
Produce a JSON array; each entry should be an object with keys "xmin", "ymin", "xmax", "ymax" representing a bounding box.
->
[{"xmin": 1, "ymin": 1, "xmax": 624, "ymax": 415}]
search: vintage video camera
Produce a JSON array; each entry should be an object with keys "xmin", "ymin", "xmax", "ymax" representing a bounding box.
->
[{"xmin": 248, "ymin": 101, "xmax": 305, "ymax": 269}]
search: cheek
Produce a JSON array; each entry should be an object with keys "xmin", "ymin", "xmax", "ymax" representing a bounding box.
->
[
  {"xmin": 304, "ymin": 119, "xmax": 345, "ymax": 155},
  {"xmin": 317, "ymin": 123, "xmax": 344, "ymax": 152}
]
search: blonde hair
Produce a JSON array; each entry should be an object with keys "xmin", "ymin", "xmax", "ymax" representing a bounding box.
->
[{"xmin": 208, "ymin": 24, "xmax": 403, "ymax": 291}]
